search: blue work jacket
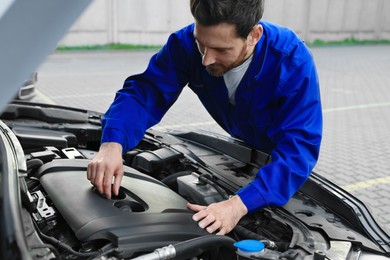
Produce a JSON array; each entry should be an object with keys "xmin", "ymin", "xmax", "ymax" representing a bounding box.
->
[{"xmin": 102, "ymin": 21, "xmax": 322, "ymax": 213}]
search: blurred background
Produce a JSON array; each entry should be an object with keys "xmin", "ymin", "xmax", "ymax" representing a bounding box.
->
[{"xmin": 59, "ymin": 0, "xmax": 390, "ymax": 47}]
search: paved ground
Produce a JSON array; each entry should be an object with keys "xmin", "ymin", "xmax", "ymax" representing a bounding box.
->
[{"xmin": 33, "ymin": 45, "xmax": 390, "ymax": 233}]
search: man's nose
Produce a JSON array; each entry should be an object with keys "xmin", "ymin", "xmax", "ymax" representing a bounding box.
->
[{"xmin": 202, "ymin": 48, "xmax": 216, "ymax": 66}]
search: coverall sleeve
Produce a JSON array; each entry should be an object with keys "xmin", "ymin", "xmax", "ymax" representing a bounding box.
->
[
  {"xmin": 101, "ymin": 33, "xmax": 191, "ymax": 152},
  {"xmin": 237, "ymin": 59, "xmax": 322, "ymax": 213}
]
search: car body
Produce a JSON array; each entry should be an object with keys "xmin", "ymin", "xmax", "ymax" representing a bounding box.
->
[{"xmin": 0, "ymin": 101, "xmax": 389, "ymax": 260}]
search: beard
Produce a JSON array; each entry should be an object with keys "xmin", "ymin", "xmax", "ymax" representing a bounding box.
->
[
  {"xmin": 205, "ymin": 45, "xmax": 249, "ymax": 77},
  {"xmin": 205, "ymin": 64, "xmax": 228, "ymax": 77}
]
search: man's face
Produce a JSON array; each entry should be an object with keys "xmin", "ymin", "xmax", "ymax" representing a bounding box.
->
[{"xmin": 194, "ymin": 22, "xmax": 252, "ymax": 77}]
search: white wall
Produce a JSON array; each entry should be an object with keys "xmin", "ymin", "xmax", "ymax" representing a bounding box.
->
[{"xmin": 59, "ymin": 0, "xmax": 390, "ymax": 46}]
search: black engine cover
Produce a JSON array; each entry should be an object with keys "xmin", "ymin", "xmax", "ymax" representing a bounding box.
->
[{"xmin": 37, "ymin": 159, "xmax": 206, "ymax": 255}]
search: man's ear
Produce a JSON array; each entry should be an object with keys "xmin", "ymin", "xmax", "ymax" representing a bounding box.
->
[{"xmin": 248, "ymin": 24, "xmax": 263, "ymax": 46}]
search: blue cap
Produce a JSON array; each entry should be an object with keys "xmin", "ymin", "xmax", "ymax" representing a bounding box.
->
[{"xmin": 234, "ymin": 240, "xmax": 265, "ymax": 253}]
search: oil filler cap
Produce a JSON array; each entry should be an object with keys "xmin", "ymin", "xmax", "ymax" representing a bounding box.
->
[
  {"xmin": 234, "ymin": 239, "xmax": 265, "ymax": 252},
  {"xmin": 234, "ymin": 239, "xmax": 264, "ymax": 259}
]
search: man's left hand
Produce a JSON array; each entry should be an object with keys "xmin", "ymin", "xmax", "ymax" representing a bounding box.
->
[{"xmin": 187, "ymin": 195, "xmax": 248, "ymax": 235}]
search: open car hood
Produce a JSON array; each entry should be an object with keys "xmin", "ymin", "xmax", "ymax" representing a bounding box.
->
[
  {"xmin": 0, "ymin": 101, "xmax": 389, "ymax": 260},
  {"xmin": 0, "ymin": 0, "xmax": 91, "ymax": 113}
]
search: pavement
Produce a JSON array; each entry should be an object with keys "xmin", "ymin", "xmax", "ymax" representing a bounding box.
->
[{"xmin": 33, "ymin": 45, "xmax": 390, "ymax": 233}]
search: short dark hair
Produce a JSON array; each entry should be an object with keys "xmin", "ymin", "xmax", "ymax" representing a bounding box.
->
[{"xmin": 190, "ymin": 0, "xmax": 265, "ymax": 38}]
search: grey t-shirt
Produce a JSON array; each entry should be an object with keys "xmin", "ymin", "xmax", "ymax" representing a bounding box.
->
[{"xmin": 223, "ymin": 55, "xmax": 253, "ymax": 105}]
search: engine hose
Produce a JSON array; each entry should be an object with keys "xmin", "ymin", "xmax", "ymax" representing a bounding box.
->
[
  {"xmin": 26, "ymin": 158, "xmax": 44, "ymax": 176},
  {"xmin": 131, "ymin": 235, "xmax": 236, "ymax": 260},
  {"xmin": 161, "ymin": 171, "xmax": 191, "ymax": 190},
  {"xmin": 233, "ymin": 225, "xmax": 268, "ymax": 241},
  {"xmin": 175, "ymin": 235, "xmax": 236, "ymax": 259},
  {"xmin": 198, "ymin": 173, "xmax": 229, "ymax": 200},
  {"xmin": 33, "ymin": 221, "xmax": 117, "ymax": 258}
]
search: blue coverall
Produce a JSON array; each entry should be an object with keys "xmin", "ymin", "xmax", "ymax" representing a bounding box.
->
[{"xmin": 101, "ymin": 21, "xmax": 323, "ymax": 213}]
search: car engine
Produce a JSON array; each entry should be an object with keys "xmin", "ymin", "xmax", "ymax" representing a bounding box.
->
[{"xmin": 2, "ymin": 103, "xmax": 388, "ymax": 260}]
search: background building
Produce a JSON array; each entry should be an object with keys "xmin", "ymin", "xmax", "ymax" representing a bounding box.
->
[{"xmin": 59, "ymin": 0, "xmax": 390, "ymax": 47}]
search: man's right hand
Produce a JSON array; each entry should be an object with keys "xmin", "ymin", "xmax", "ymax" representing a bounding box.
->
[{"xmin": 87, "ymin": 142, "xmax": 124, "ymax": 199}]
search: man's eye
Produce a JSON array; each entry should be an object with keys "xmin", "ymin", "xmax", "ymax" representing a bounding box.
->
[
  {"xmin": 218, "ymin": 49, "xmax": 228, "ymax": 53},
  {"xmin": 215, "ymin": 48, "xmax": 229, "ymax": 54}
]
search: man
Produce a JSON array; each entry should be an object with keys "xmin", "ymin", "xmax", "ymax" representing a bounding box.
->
[{"xmin": 87, "ymin": 0, "xmax": 322, "ymax": 236}]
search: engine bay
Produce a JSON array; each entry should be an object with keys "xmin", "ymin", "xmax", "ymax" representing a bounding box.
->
[{"xmin": 2, "ymin": 103, "xmax": 388, "ymax": 260}]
